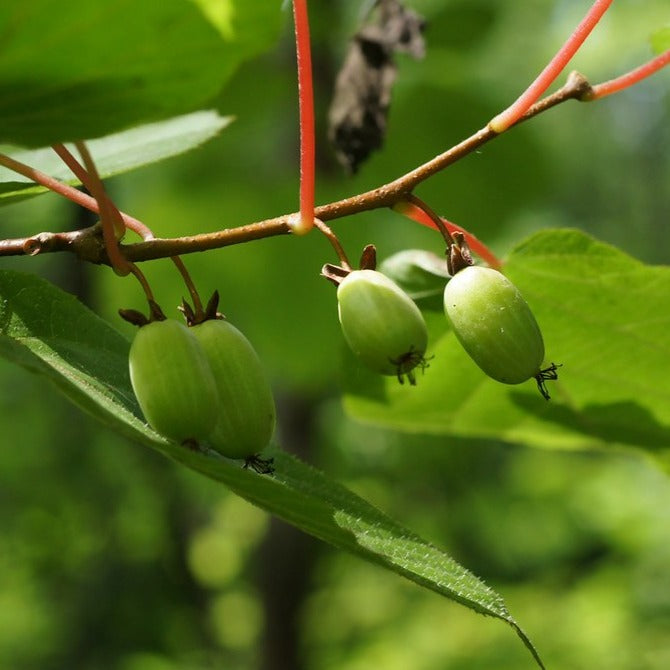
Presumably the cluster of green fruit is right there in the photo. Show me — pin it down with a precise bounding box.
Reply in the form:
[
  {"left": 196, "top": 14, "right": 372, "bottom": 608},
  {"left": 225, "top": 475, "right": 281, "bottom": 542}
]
[
  {"left": 126, "top": 256, "right": 559, "bottom": 464},
  {"left": 334, "top": 263, "right": 559, "bottom": 399},
  {"left": 126, "top": 300, "right": 275, "bottom": 471}
]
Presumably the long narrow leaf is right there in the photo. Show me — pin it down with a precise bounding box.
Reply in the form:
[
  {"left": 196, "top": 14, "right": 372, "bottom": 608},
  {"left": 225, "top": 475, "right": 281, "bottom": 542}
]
[{"left": 0, "top": 268, "right": 545, "bottom": 667}]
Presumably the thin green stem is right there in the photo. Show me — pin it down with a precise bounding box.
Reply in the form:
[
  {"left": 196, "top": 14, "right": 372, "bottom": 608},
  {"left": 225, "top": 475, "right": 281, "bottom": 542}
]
[
  {"left": 128, "top": 262, "right": 156, "bottom": 304},
  {"left": 171, "top": 256, "right": 204, "bottom": 318},
  {"left": 402, "top": 195, "right": 455, "bottom": 246},
  {"left": 313, "top": 218, "right": 352, "bottom": 269}
]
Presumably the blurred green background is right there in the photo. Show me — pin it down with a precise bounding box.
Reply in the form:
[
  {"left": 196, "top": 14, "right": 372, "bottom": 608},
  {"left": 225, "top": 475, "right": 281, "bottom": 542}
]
[{"left": 1, "top": 1, "right": 669, "bottom": 668}]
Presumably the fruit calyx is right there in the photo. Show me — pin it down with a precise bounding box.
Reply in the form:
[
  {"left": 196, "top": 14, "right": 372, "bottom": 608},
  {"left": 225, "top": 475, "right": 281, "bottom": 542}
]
[
  {"left": 119, "top": 299, "right": 166, "bottom": 327},
  {"left": 446, "top": 232, "right": 474, "bottom": 276},
  {"left": 321, "top": 244, "right": 377, "bottom": 287},
  {"left": 180, "top": 290, "right": 222, "bottom": 326}
]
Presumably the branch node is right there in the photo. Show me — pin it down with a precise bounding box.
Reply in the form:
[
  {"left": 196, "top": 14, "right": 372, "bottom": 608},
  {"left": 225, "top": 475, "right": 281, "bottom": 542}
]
[
  {"left": 71, "top": 224, "right": 108, "bottom": 264},
  {"left": 565, "top": 70, "right": 595, "bottom": 101},
  {"left": 287, "top": 212, "right": 313, "bottom": 236},
  {"left": 22, "top": 236, "right": 46, "bottom": 256}
]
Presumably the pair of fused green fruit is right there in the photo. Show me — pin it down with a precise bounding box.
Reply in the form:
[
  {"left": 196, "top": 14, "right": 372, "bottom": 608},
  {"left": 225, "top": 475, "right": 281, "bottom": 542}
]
[
  {"left": 129, "top": 317, "right": 275, "bottom": 461},
  {"left": 337, "top": 265, "right": 557, "bottom": 398}
]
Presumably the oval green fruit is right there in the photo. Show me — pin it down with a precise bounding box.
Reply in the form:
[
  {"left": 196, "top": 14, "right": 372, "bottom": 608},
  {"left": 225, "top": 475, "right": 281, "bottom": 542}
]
[
  {"left": 190, "top": 319, "right": 276, "bottom": 460},
  {"left": 444, "top": 266, "right": 545, "bottom": 385},
  {"left": 129, "top": 319, "right": 219, "bottom": 443},
  {"left": 337, "top": 269, "right": 429, "bottom": 384}
]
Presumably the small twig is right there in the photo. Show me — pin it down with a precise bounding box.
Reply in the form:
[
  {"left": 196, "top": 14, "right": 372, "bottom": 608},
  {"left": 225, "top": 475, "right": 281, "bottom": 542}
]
[
  {"left": 128, "top": 262, "right": 157, "bottom": 305},
  {"left": 313, "top": 218, "right": 352, "bottom": 270},
  {"left": 54, "top": 141, "right": 205, "bottom": 308},
  {"left": 171, "top": 256, "right": 204, "bottom": 318},
  {"left": 402, "top": 195, "right": 454, "bottom": 246},
  {"left": 393, "top": 199, "right": 502, "bottom": 270},
  {"left": 0, "top": 226, "right": 102, "bottom": 259},
  {"left": 0, "top": 71, "right": 622, "bottom": 266}
]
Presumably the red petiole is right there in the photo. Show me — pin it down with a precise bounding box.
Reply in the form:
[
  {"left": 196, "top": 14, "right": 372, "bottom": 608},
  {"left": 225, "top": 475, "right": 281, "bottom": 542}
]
[
  {"left": 0, "top": 2, "right": 665, "bottom": 265},
  {"left": 489, "top": 0, "right": 613, "bottom": 132},
  {"left": 393, "top": 199, "right": 502, "bottom": 270},
  {"left": 51, "top": 143, "right": 155, "bottom": 241},
  {"left": 587, "top": 48, "right": 670, "bottom": 99},
  {"left": 0, "top": 151, "right": 144, "bottom": 232},
  {"left": 290, "top": 0, "right": 316, "bottom": 235},
  {"left": 53, "top": 143, "right": 204, "bottom": 312},
  {"left": 73, "top": 141, "right": 131, "bottom": 276}
]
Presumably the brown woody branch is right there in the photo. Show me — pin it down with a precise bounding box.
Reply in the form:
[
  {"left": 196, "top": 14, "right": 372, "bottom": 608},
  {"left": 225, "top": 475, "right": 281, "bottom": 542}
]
[{"left": 0, "top": 72, "right": 593, "bottom": 265}]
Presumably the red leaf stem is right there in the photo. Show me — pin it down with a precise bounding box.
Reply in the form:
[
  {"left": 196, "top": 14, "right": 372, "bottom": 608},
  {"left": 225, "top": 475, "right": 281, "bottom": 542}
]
[
  {"left": 291, "top": 0, "right": 315, "bottom": 235},
  {"left": 0, "top": 151, "right": 145, "bottom": 232},
  {"left": 489, "top": 0, "right": 613, "bottom": 133},
  {"left": 52, "top": 144, "right": 199, "bottom": 307},
  {"left": 73, "top": 141, "right": 131, "bottom": 275},
  {"left": 51, "top": 144, "right": 155, "bottom": 240},
  {"left": 393, "top": 200, "right": 502, "bottom": 270},
  {"left": 588, "top": 48, "right": 670, "bottom": 99}
]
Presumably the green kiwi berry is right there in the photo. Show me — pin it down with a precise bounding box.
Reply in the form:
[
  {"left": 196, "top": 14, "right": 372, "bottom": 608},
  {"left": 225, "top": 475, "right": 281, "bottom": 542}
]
[
  {"left": 190, "top": 319, "right": 276, "bottom": 460},
  {"left": 444, "top": 265, "right": 558, "bottom": 397},
  {"left": 337, "top": 269, "right": 429, "bottom": 384},
  {"left": 129, "top": 319, "right": 219, "bottom": 443}
]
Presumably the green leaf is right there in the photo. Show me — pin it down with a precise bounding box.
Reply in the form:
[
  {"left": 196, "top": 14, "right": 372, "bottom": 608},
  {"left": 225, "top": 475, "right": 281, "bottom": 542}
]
[
  {"left": 177, "top": 447, "right": 545, "bottom": 670},
  {"left": 0, "top": 0, "right": 281, "bottom": 147},
  {"left": 0, "top": 270, "right": 148, "bottom": 443},
  {"left": 0, "top": 268, "right": 545, "bottom": 669},
  {"left": 192, "top": 0, "right": 285, "bottom": 53},
  {"left": 344, "top": 230, "right": 670, "bottom": 468},
  {"left": 0, "top": 111, "right": 233, "bottom": 203},
  {"left": 650, "top": 26, "right": 670, "bottom": 54},
  {"left": 378, "top": 248, "right": 451, "bottom": 303}
]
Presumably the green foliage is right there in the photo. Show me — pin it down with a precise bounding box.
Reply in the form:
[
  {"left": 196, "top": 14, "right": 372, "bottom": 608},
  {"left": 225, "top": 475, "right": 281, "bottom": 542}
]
[
  {"left": 0, "top": 0, "right": 281, "bottom": 147},
  {"left": 0, "top": 268, "right": 544, "bottom": 665},
  {"left": 650, "top": 26, "right": 670, "bottom": 54},
  {"left": 0, "top": 1, "right": 668, "bottom": 668},
  {"left": 0, "top": 111, "right": 232, "bottom": 201},
  {"left": 379, "top": 249, "right": 451, "bottom": 303},
  {"left": 0, "top": 270, "right": 138, "bottom": 434}
]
